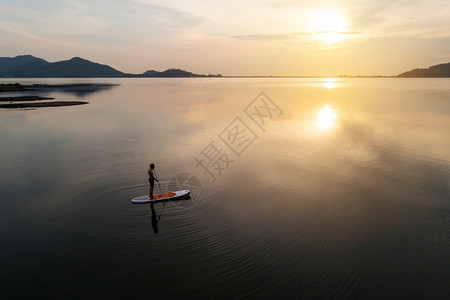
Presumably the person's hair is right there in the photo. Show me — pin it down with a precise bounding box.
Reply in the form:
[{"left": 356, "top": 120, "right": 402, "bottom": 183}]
[{"left": 150, "top": 163, "right": 155, "bottom": 169}]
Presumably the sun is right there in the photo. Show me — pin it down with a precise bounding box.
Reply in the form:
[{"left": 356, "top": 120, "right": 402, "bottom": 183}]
[{"left": 310, "top": 11, "right": 350, "bottom": 44}]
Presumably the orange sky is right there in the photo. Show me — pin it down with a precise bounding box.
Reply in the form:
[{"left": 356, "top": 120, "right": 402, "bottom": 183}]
[{"left": 1, "top": 0, "right": 449, "bottom": 75}]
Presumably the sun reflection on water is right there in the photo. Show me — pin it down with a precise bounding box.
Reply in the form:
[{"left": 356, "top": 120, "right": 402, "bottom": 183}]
[
  {"left": 323, "top": 78, "right": 337, "bottom": 89},
  {"left": 316, "top": 104, "right": 337, "bottom": 130}
]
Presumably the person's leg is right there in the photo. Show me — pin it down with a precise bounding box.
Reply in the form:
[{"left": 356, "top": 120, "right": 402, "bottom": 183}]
[{"left": 150, "top": 179, "right": 155, "bottom": 199}]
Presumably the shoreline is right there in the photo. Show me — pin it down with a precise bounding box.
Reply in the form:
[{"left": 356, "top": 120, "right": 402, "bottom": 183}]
[
  {"left": 0, "top": 83, "right": 117, "bottom": 93},
  {"left": 0, "top": 83, "right": 115, "bottom": 109},
  {"left": 0, "top": 101, "right": 88, "bottom": 108},
  {"left": 0, "top": 96, "right": 55, "bottom": 102}
]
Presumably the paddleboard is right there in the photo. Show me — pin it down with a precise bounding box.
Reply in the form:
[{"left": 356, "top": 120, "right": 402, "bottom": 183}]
[{"left": 131, "top": 190, "right": 190, "bottom": 204}]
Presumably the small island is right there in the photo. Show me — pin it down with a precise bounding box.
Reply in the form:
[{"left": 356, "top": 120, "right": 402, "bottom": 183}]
[{"left": 142, "top": 68, "right": 221, "bottom": 77}]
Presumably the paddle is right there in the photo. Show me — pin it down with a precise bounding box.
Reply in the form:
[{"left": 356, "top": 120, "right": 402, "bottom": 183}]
[
  {"left": 153, "top": 169, "right": 166, "bottom": 220},
  {"left": 153, "top": 169, "right": 166, "bottom": 203}
]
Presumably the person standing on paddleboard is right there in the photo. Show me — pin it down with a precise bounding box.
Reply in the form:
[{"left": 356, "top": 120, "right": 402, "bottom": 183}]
[{"left": 148, "top": 163, "right": 159, "bottom": 199}]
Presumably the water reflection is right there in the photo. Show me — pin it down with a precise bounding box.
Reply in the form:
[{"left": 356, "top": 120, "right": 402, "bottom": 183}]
[
  {"left": 149, "top": 196, "right": 193, "bottom": 234},
  {"left": 323, "top": 78, "right": 337, "bottom": 89},
  {"left": 150, "top": 202, "right": 160, "bottom": 234},
  {"left": 1, "top": 78, "right": 449, "bottom": 299},
  {"left": 316, "top": 104, "right": 337, "bottom": 130},
  {"left": 0, "top": 83, "right": 118, "bottom": 99}
]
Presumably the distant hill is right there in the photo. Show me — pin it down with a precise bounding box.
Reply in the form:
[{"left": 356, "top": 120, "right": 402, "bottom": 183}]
[
  {"left": 0, "top": 55, "right": 48, "bottom": 75},
  {"left": 398, "top": 63, "right": 450, "bottom": 77},
  {"left": 0, "top": 55, "right": 221, "bottom": 78},
  {"left": 142, "top": 68, "right": 221, "bottom": 77},
  {"left": 144, "top": 68, "right": 196, "bottom": 77},
  {"left": 0, "top": 55, "right": 126, "bottom": 77},
  {"left": 142, "top": 70, "right": 160, "bottom": 77},
  {"left": 44, "top": 57, "right": 126, "bottom": 77}
]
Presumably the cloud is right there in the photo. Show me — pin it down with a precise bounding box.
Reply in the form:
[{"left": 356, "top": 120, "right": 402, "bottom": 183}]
[
  {"left": 231, "top": 33, "right": 303, "bottom": 41},
  {"left": 1, "top": 0, "right": 449, "bottom": 75},
  {"left": 0, "top": 25, "right": 47, "bottom": 41},
  {"left": 0, "top": 0, "right": 206, "bottom": 44},
  {"left": 231, "top": 31, "right": 360, "bottom": 41}
]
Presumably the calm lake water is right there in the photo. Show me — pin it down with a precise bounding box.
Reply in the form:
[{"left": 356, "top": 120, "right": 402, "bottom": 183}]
[{"left": 1, "top": 78, "right": 449, "bottom": 299}]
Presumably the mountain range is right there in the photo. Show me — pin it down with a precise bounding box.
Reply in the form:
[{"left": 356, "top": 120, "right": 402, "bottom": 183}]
[
  {"left": 1, "top": 55, "right": 449, "bottom": 78},
  {"left": 0, "top": 55, "right": 221, "bottom": 78}
]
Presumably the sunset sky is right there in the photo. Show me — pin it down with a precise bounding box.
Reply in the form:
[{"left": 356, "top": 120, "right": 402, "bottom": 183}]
[{"left": 1, "top": 0, "right": 449, "bottom": 76}]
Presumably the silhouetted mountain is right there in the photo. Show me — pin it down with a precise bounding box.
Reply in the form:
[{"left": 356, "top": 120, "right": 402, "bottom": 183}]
[
  {"left": 0, "top": 55, "right": 221, "bottom": 78},
  {"left": 142, "top": 70, "right": 160, "bottom": 77},
  {"left": 398, "top": 63, "right": 450, "bottom": 77},
  {"left": 142, "top": 68, "right": 221, "bottom": 77},
  {"left": 0, "top": 55, "right": 126, "bottom": 78},
  {"left": 0, "top": 55, "right": 49, "bottom": 77},
  {"left": 142, "top": 68, "right": 197, "bottom": 77},
  {"left": 43, "top": 57, "right": 126, "bottom": 77}
]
